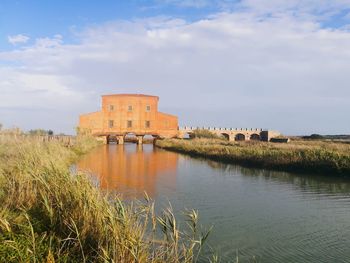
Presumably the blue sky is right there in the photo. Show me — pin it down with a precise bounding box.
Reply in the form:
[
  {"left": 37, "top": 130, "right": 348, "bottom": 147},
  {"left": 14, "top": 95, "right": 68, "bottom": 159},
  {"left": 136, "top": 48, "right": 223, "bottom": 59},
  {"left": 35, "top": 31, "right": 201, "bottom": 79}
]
[
  {"left": 1, "top": 0, "right": 350, "bottom": 135},
  {"left": 0, "top": 0, "right": 234, "bottom": 49}
]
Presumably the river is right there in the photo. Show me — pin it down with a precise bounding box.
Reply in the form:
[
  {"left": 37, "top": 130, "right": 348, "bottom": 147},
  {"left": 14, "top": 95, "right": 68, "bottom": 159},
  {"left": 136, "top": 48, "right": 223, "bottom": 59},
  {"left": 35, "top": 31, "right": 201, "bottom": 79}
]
[{"left": 76, "top": 143, "right": 350, "bottom": 263}]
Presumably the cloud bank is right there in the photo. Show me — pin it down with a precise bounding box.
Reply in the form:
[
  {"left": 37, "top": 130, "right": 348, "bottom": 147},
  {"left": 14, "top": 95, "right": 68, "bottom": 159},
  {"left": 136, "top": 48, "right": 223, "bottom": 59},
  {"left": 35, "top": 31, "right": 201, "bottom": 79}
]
[{"left": 1, "top": 1, "right": 350, "bottom": 135}]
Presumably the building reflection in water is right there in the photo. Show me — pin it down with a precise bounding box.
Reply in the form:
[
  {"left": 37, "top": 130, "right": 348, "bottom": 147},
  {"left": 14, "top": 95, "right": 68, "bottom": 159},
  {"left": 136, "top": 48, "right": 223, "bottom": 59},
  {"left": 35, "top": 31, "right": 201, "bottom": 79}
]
[{"left": 76, "top": 144, "right": 178, "bottom": 199}]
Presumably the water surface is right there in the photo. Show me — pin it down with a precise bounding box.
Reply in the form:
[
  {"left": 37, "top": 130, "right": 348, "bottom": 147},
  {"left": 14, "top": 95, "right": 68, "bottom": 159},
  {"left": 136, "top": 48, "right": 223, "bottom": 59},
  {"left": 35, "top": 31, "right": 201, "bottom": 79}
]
[{"left": 77, "top": 144, "right": 350, "bottom": 262}]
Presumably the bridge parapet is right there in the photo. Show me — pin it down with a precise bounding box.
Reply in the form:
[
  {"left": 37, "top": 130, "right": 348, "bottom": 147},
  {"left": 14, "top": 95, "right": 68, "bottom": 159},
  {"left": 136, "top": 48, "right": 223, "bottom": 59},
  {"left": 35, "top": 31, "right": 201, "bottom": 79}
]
[
  {"left": 178, "top": 127, "right": 279, "bottom": 142},
  {"left": 179, "top": 127, "right": 264, "bottom": 132}
]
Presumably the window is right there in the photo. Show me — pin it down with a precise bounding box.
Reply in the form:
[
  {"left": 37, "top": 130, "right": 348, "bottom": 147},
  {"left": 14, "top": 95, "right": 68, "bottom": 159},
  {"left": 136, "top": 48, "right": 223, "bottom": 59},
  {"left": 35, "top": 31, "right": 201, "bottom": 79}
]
[
  {"left": 108, "top": 120, "right": 114, "bottom": 128},
  {"left": 128, "top": 105, "right": 133, "bottom": 112},
  {"left": 127, "top": 120, "right": 132, "bottom": 128},
  {"left": 145, "top": 121, "right": 150, "bottom": 128},
  {"left": 146, "top": 105, "right": 151, "bottom": 112},
  {"left": 109, "top": 105, "right": 114, "bottom": 111}
]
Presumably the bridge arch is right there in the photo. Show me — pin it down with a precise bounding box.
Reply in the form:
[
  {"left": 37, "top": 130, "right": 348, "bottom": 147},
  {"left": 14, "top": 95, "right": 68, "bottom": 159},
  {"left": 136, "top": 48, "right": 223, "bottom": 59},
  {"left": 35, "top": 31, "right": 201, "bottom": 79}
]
[
  {"left": 142, "top": 134, "right": 154, "bottom": 143},
  {"left": 220, "top": 133, "right": 230, "bottom": 140},
  {"left": 106, "top": 134, "right": 118, "bottom": 144},
  {"left": 181, "top": 132, "right": 194, "bottom": 139},
  {"left": 151, "top": 134, "right": 161, "bottom": 144},
  {"left": 125, "top": 132, "right": 137, "bottom": 142},
  {"left": 250, "top": 133, "right": 261, "bottom": 141},
  {"left": 235, "top": 133, "right": 246, "bottom": 141}
]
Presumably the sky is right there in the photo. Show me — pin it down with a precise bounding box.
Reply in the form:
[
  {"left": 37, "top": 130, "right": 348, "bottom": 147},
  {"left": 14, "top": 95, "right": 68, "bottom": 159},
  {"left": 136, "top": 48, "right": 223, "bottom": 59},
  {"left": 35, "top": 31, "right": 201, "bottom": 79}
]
[{"left": 1, "top": 0, "right": 350, "bottom": 135}]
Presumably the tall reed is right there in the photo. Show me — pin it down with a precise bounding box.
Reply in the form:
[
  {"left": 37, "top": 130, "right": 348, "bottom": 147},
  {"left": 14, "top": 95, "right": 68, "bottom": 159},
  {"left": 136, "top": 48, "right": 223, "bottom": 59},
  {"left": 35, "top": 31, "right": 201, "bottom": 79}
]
[{"left": 0, "top": 136, "right": 211, "bottom": 262}]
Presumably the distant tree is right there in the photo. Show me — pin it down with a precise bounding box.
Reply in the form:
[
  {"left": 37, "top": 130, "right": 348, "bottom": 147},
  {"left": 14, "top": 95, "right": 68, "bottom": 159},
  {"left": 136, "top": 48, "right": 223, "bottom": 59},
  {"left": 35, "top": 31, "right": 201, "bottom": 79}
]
[
  {"left": 302, "top": 134, "right": 324, "bottom": 140},
  {"left": 312, "top": 134, "right": 323, "bottom": 139},
  {"left": 29, "top": 129, "right": 49, "bottom": 136},
  {"left": 0, "top": 123, "right": 2, "bottom": 131},
  {"left": 48, "top": 130, "right": 54, "bottom": 135}
]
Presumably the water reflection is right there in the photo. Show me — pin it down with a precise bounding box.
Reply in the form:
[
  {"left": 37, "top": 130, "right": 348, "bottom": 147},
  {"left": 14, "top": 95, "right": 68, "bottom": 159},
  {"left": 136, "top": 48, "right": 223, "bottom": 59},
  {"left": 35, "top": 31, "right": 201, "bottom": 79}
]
[
  {"left": 77, "top": 144, "right": 178, "bottom": 198},
  {"left": 76, "top": 144, "right": 350, "bottom": 262},
  {"left": 77, "top": 144, "right": 350, "bottom": 199},
  {"left": 182, "top": 155, "right": 350, "bottom": 196}
]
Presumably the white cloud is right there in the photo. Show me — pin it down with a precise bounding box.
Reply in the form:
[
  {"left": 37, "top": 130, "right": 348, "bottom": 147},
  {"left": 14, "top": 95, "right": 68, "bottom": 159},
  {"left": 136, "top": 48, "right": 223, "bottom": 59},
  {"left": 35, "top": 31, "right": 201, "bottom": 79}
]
[
  {"left": 35, "top": 34, "right": 63, "bottom": 48},
  {"left": 7, "top": 34, "right": 30, "bottom": 45},
  {"left": 1, "top": 7, "right": 350, "bottom": 134}
]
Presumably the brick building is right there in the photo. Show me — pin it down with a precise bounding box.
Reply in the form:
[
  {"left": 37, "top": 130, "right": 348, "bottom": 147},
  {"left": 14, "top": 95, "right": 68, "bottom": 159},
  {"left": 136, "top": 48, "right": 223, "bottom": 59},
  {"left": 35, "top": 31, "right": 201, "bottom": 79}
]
[{"left": 79, "top": 94, "right": 178, "bottom": 144}]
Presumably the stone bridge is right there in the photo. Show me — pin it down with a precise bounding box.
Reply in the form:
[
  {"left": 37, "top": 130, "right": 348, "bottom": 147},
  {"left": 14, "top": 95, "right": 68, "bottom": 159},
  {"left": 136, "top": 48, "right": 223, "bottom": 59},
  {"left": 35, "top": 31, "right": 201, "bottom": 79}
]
[
  {"left": 178, "top": 127, "right": 280, "bottom": 142},
  {"left": 99, "top": 127, "right": 280, "bottom": 144}
]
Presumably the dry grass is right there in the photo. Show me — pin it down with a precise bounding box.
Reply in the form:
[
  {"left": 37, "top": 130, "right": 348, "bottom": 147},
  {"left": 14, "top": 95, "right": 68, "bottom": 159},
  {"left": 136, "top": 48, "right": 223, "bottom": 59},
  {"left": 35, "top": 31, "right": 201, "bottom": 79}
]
[
  {"left": 0, "top": 136, "right": 212, "bottom": 262},
  {"left": 155, "top": 138, "right": 350, "bottom": 176}
]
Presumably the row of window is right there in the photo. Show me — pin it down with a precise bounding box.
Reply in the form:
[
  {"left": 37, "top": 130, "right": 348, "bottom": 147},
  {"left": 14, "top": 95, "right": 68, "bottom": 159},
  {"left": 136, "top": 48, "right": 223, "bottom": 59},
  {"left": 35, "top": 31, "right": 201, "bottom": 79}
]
[
  {"left": 108, "top": 120, "right": 151, "bottom": 128},
  {"left": 108, "top": 105, "right": 151, "bottom": 112}
]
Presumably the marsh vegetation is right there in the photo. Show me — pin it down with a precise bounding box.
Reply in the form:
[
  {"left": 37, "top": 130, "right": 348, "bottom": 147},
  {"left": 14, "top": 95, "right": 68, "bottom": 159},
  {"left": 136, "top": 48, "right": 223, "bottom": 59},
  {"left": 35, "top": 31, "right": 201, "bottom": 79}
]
[
  {"left": 0, "top": 136, "right": 211, "bottom": 262},
  {"left": 155, "top": 138, "right": 350, "bottom": 175}
]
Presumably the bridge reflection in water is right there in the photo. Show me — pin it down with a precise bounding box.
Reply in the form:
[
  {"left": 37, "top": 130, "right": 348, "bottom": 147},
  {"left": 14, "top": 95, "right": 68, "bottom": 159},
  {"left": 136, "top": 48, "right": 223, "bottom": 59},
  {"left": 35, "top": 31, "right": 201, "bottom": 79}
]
[{"left": 76, "top": 144, "right": 178, "bottom": 199}]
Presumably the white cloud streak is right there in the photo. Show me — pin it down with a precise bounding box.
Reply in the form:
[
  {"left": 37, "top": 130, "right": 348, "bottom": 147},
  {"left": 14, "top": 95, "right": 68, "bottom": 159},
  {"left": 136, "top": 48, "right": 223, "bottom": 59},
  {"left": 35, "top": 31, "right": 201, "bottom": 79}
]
[
  {"left": 7, "top": 34, "right": 30, "bottom": 45},
  {"left": 1, "top": 2, "right": 350, "bottom": 134}
]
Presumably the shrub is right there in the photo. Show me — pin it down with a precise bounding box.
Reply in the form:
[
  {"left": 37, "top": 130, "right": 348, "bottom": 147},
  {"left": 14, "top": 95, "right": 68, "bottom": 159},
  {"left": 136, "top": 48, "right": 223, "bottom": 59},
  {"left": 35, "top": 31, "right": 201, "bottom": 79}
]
[{"left": 192, "top": 129, "right": 220, "bottom": 139}]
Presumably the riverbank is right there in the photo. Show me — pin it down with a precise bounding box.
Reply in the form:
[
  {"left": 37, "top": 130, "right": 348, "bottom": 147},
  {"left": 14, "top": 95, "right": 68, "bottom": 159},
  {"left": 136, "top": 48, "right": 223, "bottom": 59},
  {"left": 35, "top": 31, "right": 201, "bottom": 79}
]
[
  {"left": 155, "top": 138, "right": 350, "bottom": 176},
  {"left": 0, "top": 136, "right": 210, "bottom": 262}
]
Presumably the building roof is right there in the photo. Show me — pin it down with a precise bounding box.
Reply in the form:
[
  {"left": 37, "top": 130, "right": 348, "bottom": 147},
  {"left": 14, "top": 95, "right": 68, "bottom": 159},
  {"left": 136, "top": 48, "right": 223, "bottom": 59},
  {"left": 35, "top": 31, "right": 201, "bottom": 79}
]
[{"left": 102, "top": 93, "right": 159, "bottom": 99}]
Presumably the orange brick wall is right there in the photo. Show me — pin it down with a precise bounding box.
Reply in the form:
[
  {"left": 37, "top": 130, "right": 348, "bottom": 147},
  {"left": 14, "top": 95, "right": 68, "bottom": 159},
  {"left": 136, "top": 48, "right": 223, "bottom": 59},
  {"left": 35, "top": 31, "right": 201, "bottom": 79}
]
[
  {"left": 157, "top": 112, "right": 178, "bottom": 137},
  {"left": 79, "top": 94, "right": 178, "bottom": 138},
  {"left": 79, "top": 111, "right": 103, "bottom": 134}
]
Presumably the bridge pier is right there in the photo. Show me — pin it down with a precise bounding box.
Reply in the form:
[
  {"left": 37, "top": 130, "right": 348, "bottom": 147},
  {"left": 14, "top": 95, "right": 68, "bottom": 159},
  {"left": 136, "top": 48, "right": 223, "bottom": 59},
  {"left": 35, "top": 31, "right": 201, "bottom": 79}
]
[
  {"left": 136, "top": 135, "right": 143, "bottom": 145},
  {"left": 152, "top": 135, "right": 159, "bottom": 145},
  {"left": 117, "top": 135, "right": 124, "bottom": 145}
]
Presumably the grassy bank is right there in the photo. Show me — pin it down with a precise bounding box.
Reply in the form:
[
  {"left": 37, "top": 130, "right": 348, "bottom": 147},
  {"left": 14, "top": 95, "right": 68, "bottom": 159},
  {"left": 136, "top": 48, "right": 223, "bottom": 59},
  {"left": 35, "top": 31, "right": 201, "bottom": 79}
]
[
  {"left": 0, "top": 136, "right": 211, "bottom": 262},
  {"left": 155, "top": 138, "right": 350, "bottom": 176}
]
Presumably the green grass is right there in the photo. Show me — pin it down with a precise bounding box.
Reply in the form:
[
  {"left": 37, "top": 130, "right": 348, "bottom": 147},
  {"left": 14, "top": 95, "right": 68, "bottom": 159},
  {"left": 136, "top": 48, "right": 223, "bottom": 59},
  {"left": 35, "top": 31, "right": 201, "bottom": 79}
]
[
  {"left": 0, "top": 136, "right": 212, "bottom": 263},
  {"left": 155, "top": 138, "right": 350, "bottom": 176}
]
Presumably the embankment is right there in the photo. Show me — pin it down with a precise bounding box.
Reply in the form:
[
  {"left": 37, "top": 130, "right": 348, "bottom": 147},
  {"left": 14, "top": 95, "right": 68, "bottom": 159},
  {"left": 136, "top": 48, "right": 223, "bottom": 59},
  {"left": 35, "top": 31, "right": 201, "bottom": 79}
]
[{"left": 155, "top": 138, "right": 350, "bottom": 176}]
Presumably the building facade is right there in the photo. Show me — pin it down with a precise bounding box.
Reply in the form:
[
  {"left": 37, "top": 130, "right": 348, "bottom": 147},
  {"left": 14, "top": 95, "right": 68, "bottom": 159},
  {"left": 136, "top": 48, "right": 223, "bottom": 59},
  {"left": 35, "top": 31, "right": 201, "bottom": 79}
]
[{"left": 79, "top": 94, "right": 178, "bottom": 144}]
